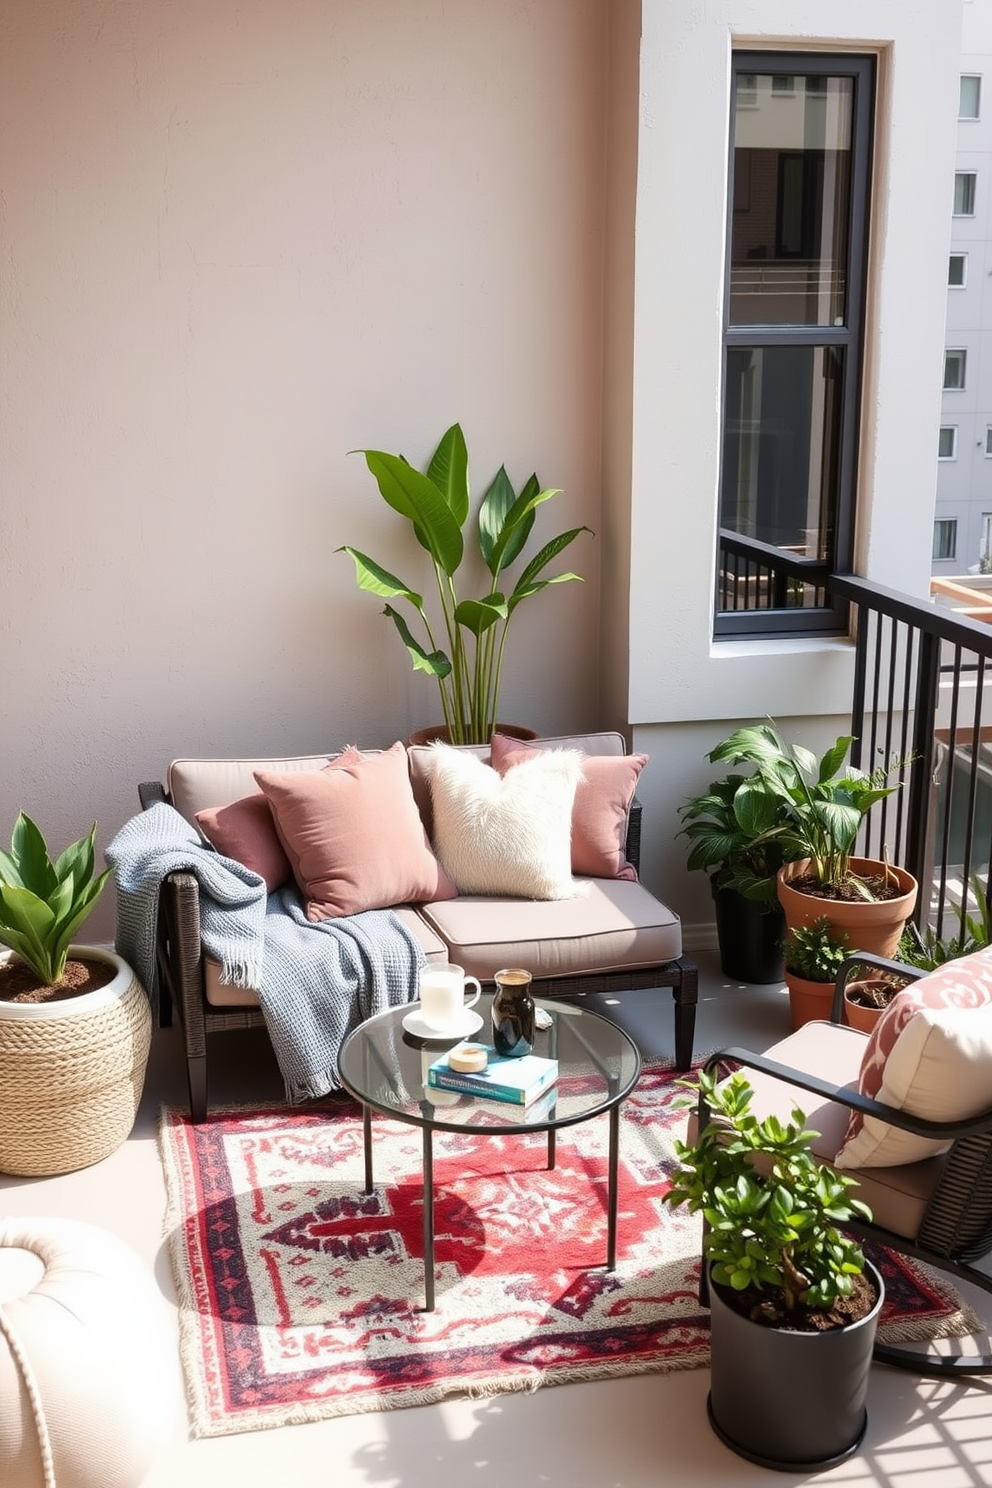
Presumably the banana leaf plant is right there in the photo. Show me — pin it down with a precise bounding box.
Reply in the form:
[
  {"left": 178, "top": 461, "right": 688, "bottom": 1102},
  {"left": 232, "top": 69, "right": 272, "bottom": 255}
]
[
  {"left": 339, "top": 422, "right": 591, "bottom": 745},
  {"left": 0, "top": 813, "right": 111, "bottom": 986}
]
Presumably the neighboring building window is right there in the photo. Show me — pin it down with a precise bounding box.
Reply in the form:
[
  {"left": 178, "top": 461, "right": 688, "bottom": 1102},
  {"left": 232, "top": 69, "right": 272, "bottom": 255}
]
[
  {"left": 933, "top": 519, "right": 958, "bottom": 561},
  {"left": 983, "top": 514, "right": 992, "bottom": 570},
  {"left": 945, "top": 350, "right": 967, "bottom": 389},
  {"left": 954, "top": 172, "right": 977, "bottom": 215},
  {"left": 986, "top": 426, "right": 992, "bottom": 456},
  {"left": 949, "top": 253, "right": 967, "bottom": 287},
  {"left": 716, "top": 54, "right": 875, "bottom": 638},
  {"left": 938, "top": 426, "right": 957, "bottom": 459},
  {"left": 961, "top": 75, "right": 982, "bottom": 120}
]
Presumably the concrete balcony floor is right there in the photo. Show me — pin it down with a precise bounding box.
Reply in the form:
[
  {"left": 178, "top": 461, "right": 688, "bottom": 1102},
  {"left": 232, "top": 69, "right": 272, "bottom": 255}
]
[{"left": 3, "top": 950, "right": 992, "bottom": 1488}]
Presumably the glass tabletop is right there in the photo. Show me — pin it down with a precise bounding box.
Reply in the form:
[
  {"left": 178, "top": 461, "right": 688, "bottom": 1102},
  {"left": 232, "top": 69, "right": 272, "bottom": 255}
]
[{"left": 337, "top": 994, "right": 642, "bottom": 1134}]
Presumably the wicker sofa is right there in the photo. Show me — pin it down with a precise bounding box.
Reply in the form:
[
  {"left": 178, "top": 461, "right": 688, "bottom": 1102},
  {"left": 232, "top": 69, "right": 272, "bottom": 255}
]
[{"left": 138, "top": 731, "right": 697, "bottom": 1120}]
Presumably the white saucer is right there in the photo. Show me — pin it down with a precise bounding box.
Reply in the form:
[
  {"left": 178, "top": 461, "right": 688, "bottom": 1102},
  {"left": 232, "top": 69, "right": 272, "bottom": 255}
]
[{"left": 401, "top": 1007, "right": 484, "bottom": 1041}]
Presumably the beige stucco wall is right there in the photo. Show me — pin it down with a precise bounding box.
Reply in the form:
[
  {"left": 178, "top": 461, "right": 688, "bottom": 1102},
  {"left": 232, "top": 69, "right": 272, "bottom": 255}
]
[{"left": 1, "top": 0, "right": 609, "bottom": 938}]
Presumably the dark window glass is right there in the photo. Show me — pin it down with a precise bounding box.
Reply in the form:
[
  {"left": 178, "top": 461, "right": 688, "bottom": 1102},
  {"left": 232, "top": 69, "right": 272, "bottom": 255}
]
[{"left": 716, "top": 55, "right": 874, "bottom": 639}]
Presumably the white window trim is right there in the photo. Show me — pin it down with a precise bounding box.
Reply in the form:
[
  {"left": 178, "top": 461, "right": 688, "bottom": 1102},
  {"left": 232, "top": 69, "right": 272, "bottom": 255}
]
[
  {"left": 949, "top": 253, "right": 968, "bottom": 288},
  {"left": 933, "top": 518, "right": 958, "bottom": 562},
  {"left": 945, "top": 349, "right": 968, "bottom": 390},
  {"left": 939, "top": 426, "right": 958, "bottom": 460},
  {"left": 985, "top": 427, "right": 992, "bottom": 457},
  {"left": 960, "top": 74, "right": 982, "bottom": 121},
  {"left": 954, "top": 172, "right": 977, "bottom": 217}
]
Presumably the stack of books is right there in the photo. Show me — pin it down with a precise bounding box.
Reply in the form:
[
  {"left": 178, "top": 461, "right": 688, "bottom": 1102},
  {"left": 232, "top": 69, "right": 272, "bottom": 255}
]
[{"left": 427, "top": 1047, "right": 558, "bottom": 1107}]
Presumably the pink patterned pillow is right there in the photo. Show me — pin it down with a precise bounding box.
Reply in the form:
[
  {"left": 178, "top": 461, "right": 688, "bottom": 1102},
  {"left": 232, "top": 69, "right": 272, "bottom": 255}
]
[
  {"left": 254, "top": 742, "right": 457, "bottom": 921},
  {"left": 195, "top": 793, "right": 290, "bottom": 892},
  {"left": 489, "top": 733, "right": 647, "bottom": 880},
  {"left": 835, "top": 947, "right": 992, "bottom": 1169}
]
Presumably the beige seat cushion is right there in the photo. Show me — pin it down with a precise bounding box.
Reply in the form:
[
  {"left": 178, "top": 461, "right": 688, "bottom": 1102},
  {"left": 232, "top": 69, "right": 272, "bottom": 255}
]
[
  {"left": 204, "top": 906, "right": 449, "bottom": 1007},
  {"left": 415, "top": 878, "right": 682, "bottom": 983},
  {"left": 694, "top": 1021, "right": 946, "bottom": 1242}
]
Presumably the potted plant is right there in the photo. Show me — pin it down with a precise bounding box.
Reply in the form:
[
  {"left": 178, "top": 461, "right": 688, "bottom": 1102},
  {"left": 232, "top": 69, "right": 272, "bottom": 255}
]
[
  {"left": 0, "top": 812, "right": 151, "bottom": 1175},
  {"left": 678, "top": 770, "right": 791, "bottom": 983},
  {"left": 664, "top": 1066, "right": 883, "bottom": 1469},
  {"left": 339, "top": 422, "right": 592, "bottom": 745},
  {"left": 709, "top": 720, "right": 918, "bottom": 957},
  {"left": 782, "top": 917, "right": 851, "bottom": 1029}
]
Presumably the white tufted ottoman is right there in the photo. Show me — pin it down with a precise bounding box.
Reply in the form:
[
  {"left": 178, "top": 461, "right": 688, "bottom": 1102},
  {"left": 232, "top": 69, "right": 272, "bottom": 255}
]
[{"left": 0, "top": 1218, "right": 182, "bottom": 1488}]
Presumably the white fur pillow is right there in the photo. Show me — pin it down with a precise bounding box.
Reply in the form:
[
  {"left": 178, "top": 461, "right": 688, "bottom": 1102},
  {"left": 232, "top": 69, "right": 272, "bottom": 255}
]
[{"left": 426, "top": 742, "right": 583, "bottom": 899}]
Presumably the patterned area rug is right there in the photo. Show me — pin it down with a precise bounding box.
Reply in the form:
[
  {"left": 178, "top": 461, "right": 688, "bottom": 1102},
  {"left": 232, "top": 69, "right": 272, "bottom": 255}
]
[{"left": 160, "top": 1061, "right": 980, "bottom": 1437}]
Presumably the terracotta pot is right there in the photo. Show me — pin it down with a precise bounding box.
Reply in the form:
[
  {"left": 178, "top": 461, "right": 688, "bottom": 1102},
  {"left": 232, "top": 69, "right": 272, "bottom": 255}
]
[
  {"left": 777, "top": 857, "right": 918, "bottom": 959},
  {"left": 407, "top": 723, "right": 539, "bottom": 747},
  {"left": 843, "top": 977, "right": 899, "bottom": 1033},
  {"left": 784, "top": 970, "right": 836, "bottom": 1031}
]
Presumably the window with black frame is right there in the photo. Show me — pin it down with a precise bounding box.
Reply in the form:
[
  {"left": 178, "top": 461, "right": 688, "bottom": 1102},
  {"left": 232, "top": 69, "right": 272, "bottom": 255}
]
[{"left": 715, "top": 55, "right": 874, "bottom": 638}]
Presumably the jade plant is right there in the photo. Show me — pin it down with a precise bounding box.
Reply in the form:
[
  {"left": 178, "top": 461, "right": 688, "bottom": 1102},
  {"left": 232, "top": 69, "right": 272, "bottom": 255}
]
[
  {"left": 664, "top": 1067, "right": 872, "bottom": 1322},
  {"left": 339, "top": 422, "right": 591, "bottom": 745},
  {"left": 0, "top": 813, "right": 110, "bottom": 986}
]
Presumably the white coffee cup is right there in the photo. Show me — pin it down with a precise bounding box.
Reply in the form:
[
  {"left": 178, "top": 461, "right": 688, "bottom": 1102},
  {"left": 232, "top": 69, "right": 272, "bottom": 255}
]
[{"left": 418, "top": 962, "right": 482, "bottom": 1032}]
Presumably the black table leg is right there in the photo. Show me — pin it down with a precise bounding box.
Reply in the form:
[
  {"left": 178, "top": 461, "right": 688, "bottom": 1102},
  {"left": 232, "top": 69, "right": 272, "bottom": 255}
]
[
  {"left": 363, "top": 1104, "right": 373, "bottom": 1194},
  {"left": 606, "top": 1103, "right": 621, "bottom": 1271},
  {"left": 548, "top": 1128, "right": 556, "bottom": 1169},
  {"left": 422, "top": 1124, "right": 436, "bottom": 1312}
]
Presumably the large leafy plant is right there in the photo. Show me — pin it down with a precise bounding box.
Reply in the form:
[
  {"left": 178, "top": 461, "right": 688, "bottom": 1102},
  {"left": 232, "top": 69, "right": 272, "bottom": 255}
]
[
  {"left": 664, "top": 1068, "right": 871, "bottom": 1321},
  {"left": 678, "top": 772, "right": 791, "bottom": 904},
  {"left": 0, "top": 814, "right": 111, "bottom": 986},
  {"left": 707, "top": 720, "right": 905, "bottom": 894},
  {"left": 339, "top": 422, "right": 591, "bottom": 745}
]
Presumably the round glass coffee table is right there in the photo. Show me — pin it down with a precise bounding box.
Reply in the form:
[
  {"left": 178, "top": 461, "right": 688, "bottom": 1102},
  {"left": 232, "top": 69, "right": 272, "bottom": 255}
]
[{"left": 337, "top": 993, "right": 641, "bottom": 1310}]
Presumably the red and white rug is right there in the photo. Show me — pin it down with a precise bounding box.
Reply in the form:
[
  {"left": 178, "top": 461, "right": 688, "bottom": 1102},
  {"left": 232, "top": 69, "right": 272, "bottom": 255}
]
[{"left": 160, "top": 1062, "right": 980, "bottom": 1437}]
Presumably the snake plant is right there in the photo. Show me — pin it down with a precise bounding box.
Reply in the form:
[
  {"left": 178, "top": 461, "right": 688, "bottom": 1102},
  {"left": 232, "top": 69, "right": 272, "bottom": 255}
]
[{"left": 0, "top": 813, "right": 111, "bottom": 986}]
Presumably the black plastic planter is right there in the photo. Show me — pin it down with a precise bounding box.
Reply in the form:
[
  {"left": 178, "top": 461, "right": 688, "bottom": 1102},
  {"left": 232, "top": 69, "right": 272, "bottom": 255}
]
[
  {"left": 712, "top": 883, "right": 785, "bottom": 984},
  {"left": 706, "top": 1260, "right": 884, "bottom": 1471}
]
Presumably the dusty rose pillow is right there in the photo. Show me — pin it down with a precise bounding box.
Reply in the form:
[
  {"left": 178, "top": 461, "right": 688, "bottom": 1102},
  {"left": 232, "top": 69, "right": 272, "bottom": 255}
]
[
  {"left": 195, "top": 793, "right": 291, "bottom": 892},
  {"left": 835, "top": 947, "right": 992, "bottom": 1169},
  {"left": 254, "top": 742, "right": 456, "bottom": 921},
  {"left": 489, "top": 732, "right": 647, "bottom": 880}
]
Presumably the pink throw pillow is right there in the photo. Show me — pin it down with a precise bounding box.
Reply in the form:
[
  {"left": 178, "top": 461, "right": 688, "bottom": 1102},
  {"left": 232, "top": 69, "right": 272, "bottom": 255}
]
[
  {"left": 489, "top": 732, "right": 647, "bottom": 880},
  {"left": 195, "top": 793, "right": 291, "bottom": 892},
  {"left": 254, "top": 742, "right": 456, "bottom": 921},
  {"left": 835, "top": 946, "right": 992, "bottom": 1169}
]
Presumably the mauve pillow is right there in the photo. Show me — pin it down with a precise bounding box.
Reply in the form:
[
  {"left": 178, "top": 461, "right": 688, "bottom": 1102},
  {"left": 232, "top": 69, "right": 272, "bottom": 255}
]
[
  {"left": 489, "top": 732, "right": 647, "bottom": 880},
  {"left": 254, "top": 742, "right": 456, "bottom": 921},
  {"left": 195, "top": 793, "right": 290, "bottom": 893}
]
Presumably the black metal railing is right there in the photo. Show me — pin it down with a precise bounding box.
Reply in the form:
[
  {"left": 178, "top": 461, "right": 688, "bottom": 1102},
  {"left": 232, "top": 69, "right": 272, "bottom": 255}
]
[
  {"left": 718, "top": 529, "right": 830, "bottom": 612},
  {"left": 830, "top": 573, "right": 992, "bottom": 941}
]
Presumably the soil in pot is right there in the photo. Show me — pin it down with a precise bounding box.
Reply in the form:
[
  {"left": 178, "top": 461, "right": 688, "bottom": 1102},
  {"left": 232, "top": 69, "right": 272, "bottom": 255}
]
[
  {"left": 778, "top": 858, "right": 918, "bottom": 959},
  {"left": 0, "top": 956, "right": 117, "bottom": 1004},
  {"left": 843, "top": 975, "right": 904, "bottom": 1033}
]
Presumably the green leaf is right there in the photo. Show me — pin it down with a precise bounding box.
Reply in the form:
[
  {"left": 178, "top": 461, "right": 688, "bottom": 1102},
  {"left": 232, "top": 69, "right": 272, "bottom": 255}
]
[
  {"left": 357, "top": 450, "right": 464, "bottom": 576},
  {"left": 817, "top": 735, "right": 856, "bottom": 783},
  {"left": 426, "top": 423, "right": 470, "bottom": 527},
  {"left": 337, "top": 547, "right": 424, "bottom": 609},
  {"left": 507, "top": 527, "right": 590, "bottom": 609},
  {"left": 383, "top": 605, "right": 452, "bottom": 679},
  {"left": 8, "top": 813, "right": 57, "bottom": 898},
  {"left": 479, "top": 469, "right": 541, "bottom": 573},
  {"left": 454, "top": 596, "right": 508, "bottom": 636}
]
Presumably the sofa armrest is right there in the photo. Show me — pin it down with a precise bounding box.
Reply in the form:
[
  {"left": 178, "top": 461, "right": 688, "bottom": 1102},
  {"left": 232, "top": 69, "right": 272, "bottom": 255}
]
[
  {"left": 139, "top": 779, "right": 170, "bottom": 810},
  {"left": 625, "top": 795, "right": 642, "bottom": 876}
]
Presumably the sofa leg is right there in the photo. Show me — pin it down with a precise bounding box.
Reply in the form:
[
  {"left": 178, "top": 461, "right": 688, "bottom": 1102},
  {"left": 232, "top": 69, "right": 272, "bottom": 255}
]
[
  {"left": 187, "top": 1055, "right": 208, "bottom": 1124},
  {"left": 672, "top": 958, "right": 699, "bottom": 1071}
]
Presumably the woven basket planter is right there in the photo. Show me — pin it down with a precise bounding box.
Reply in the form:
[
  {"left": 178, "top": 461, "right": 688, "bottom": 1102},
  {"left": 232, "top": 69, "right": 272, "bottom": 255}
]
[{"left": 0, "top": 947, "right": 151, "bottom": 1177}]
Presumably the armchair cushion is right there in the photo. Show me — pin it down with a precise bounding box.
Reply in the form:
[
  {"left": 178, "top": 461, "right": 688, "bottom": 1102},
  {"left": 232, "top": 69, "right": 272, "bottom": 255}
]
[
  {"left": 425, "top": 742, "right": 583, "bottom": 899},
  {"left": 489, "top": 732, "right": 647, "bottom": 881},
  {"left": 254, "top": 743, "right": 456, "bottom": 921},
  {"left": 835, "top": 947, "right": 992, "bottom": 1169}
]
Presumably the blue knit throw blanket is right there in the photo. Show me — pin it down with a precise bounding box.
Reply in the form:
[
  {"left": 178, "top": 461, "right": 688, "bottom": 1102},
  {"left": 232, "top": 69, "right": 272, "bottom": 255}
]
[{"left": 106, "top": 804, "right": 424, "bottom": 1102}]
